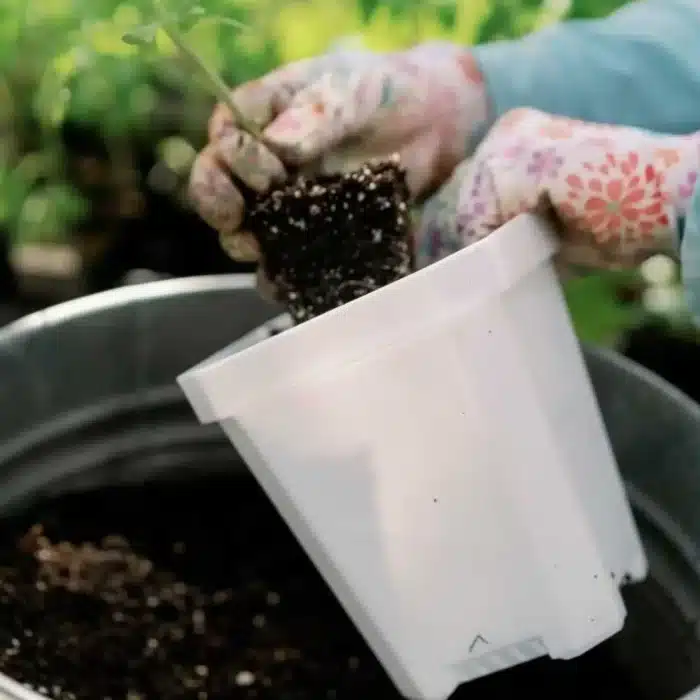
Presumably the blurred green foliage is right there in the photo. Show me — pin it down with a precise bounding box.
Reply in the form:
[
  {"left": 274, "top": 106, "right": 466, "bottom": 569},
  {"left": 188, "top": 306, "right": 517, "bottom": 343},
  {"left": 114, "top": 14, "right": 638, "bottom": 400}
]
[
  {"left": 0, "top": 0, "right": 655, "bottom": 344},
  {"left": 564, "top": 270, "right": 647, "bottom": 345}
]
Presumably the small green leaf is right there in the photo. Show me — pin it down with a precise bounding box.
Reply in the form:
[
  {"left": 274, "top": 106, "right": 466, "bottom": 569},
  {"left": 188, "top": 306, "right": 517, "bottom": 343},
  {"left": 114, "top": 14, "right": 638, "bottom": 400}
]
[
  {"left": 207, "top": 15, "right": 249, "bottom": 31},
  {"left": 177, "top": 7, "right": 211, "bottom": 33},
  {"left": 179, "top": 11, "right": 250, "bottom": 34},
  {"left": 122, "top": 23, "right": 159, "bottom": 46}
]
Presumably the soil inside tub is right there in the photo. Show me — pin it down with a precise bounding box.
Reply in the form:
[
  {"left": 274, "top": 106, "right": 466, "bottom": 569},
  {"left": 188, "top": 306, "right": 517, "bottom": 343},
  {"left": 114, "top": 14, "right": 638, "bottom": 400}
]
[{"left": 0, "top": 474, "right": 653, "bottom": 700}]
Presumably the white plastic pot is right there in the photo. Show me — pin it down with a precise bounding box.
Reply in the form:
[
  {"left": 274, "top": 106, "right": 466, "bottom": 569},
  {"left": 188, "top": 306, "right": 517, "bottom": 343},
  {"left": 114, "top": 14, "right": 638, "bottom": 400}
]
[{"left": 178, "top": 214, "right": 648, "bottom": 700}]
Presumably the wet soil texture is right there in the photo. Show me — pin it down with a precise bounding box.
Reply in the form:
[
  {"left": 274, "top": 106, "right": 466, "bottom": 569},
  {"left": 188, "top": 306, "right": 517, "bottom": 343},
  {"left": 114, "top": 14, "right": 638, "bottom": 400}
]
[{"left": 243, "top": 158, "right": 412, "bottom": 323}]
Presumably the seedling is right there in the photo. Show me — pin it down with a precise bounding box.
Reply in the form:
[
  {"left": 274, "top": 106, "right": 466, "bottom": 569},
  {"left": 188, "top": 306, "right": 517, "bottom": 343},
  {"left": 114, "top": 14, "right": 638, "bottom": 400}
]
[{"left": 123, "top": 0, "right": 412, "bottom": 323}]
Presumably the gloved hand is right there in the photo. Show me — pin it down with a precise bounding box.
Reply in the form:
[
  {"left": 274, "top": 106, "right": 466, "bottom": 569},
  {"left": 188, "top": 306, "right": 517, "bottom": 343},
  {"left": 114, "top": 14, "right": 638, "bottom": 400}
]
[
  {"left": 188, "top": 43, "right": 490, "bottom": 296},
  {"left": 416, "top": 108, "right": 700, "bottom": 271}
]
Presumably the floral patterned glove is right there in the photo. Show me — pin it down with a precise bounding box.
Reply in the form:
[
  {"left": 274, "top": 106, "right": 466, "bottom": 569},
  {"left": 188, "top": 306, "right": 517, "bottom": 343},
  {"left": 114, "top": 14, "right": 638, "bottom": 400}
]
[
  {"left": 416, "top": 108, "right": 700, "bottom": 272},
  {"left": 189, "top": 43, "right": 489, "bottom": 273}
]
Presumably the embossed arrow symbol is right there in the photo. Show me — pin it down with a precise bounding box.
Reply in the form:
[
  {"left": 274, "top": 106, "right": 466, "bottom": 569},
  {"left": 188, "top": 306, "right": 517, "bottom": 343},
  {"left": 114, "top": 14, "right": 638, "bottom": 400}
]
[{"left": 469, "top": 634, "right": 489, "bottom": 653}]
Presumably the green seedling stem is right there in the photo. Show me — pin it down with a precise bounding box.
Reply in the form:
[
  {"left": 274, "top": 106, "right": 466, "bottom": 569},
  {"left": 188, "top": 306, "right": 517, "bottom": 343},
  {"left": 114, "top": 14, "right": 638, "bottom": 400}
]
[{"left": 147, "top": 0, "right": 262, "bottom": 139}]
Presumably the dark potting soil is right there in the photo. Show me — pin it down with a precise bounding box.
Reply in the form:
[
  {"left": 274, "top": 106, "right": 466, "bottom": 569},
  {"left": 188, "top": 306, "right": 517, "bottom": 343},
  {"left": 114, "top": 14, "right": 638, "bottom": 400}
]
[
  {"left": 0, "top": 475, "right": 644, "bottom": 700},
  {"left": 243, "top": 158, "right": 412, "bottom": 324}
]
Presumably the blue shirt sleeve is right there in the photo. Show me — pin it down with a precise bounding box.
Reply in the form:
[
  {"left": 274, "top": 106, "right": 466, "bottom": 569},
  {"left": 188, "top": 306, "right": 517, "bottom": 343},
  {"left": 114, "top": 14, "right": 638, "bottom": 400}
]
[{"left": 472, "top": 0, "right": 700, "bottom": 136}]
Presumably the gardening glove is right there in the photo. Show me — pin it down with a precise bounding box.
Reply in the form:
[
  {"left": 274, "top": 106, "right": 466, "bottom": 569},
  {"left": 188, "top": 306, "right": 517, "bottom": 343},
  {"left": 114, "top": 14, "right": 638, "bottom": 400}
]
[
  {"left": 188, "top": 43, "right": 489, "bottom": 296},
  {"left": 416, "top": 108, "right": 700, "bottom": 273}
]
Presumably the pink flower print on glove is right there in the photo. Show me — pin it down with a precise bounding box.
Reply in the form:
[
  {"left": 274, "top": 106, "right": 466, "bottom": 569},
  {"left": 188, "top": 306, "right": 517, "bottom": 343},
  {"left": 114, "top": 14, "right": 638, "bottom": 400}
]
[{"left": 416, "top": 108, "right": 700, "bottom": 271}]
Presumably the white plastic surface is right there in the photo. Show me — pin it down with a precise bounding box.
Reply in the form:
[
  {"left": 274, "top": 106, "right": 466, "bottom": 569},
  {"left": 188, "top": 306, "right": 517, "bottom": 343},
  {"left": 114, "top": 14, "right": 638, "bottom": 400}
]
[{"left": 179, "top": 214, "right": 647, "bottom": 700}]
